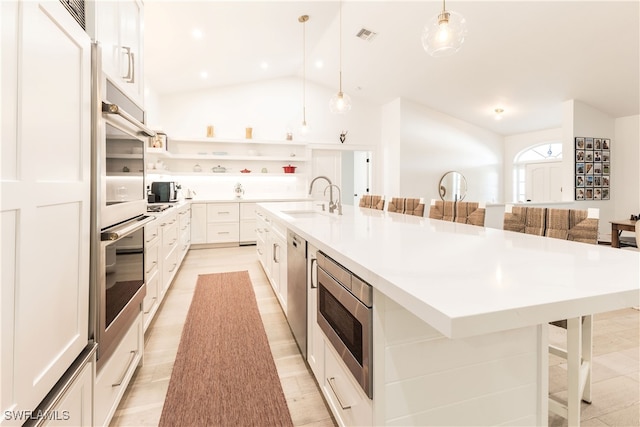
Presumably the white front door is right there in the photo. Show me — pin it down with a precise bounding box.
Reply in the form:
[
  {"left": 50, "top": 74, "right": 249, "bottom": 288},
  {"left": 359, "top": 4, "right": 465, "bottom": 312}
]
[{"left": 525, "top": 162, "right": 562, "bottom": 202}]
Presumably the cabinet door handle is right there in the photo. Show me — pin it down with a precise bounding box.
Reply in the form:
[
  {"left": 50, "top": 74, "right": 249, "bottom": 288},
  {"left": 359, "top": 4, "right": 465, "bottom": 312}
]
[
  {"left": 327, "top": 377, "right": 352, "bottom": 410},
  {"left": 217, "top": 231, "right": 230, "bottom": 235},
  {"left": 145, "top": 260, "right": 157, "bottom": 274},
  {"left": 121, "top": 46, "right": 135, "bottom": 83},
  {"left": 168, "top": 263, "right": 178, "bottom": 273},
  {"left": 112, "top": 350, "right": 138, "bottom": 387},
  {"left": 273, "top": 243, "right": 279, "bottom": 262},
  {"left": 143, "top": 297, "right": 157, "bottom": 314},
  {"left": 310, "top": 257, "right": 317, "bottom": 289}
]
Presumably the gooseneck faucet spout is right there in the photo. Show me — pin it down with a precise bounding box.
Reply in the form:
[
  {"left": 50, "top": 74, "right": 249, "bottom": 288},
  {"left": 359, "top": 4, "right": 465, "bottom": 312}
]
[
  {"left": 324, "top": 184, "right": 342, "bottom": 215},
  {"left": 309, "top": 175, "right": 333, "bottom": 210}
]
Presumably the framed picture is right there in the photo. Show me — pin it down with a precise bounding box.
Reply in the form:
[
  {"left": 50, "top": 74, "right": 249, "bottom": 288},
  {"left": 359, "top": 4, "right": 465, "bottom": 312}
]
[{"left": 575, "top": 136, "right": 610, "bottom": 201}]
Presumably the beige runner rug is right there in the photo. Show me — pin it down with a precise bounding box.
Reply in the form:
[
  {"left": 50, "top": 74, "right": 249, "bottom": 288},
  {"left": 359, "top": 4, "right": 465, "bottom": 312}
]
[{"left": 159, "top": 271, "right": 293, "bottom": 427}]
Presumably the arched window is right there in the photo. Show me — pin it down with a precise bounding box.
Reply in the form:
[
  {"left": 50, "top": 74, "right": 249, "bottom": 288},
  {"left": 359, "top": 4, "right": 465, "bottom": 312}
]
[{"left": 513, "top": 142, "right": 563, "bottom": 202}]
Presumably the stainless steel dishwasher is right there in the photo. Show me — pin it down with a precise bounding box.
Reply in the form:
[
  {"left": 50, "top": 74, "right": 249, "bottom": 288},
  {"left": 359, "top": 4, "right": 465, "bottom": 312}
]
[{"left": 287, "top": 231, "right": 307, "bottom": 358}]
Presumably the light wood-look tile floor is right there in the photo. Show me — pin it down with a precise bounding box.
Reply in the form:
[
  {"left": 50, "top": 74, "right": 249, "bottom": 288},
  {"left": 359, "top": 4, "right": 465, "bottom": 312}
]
[
  {"left": 111, "top": 246, "right": 639, "bottom": 427},
  {"left": 110, "top": 246, "right": 336, "bottom": 427}
]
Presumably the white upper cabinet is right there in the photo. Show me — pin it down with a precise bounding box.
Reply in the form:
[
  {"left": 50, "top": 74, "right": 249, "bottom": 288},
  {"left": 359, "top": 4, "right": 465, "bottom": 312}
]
[{"left": 88, "top": 0, "right": 144, "bottom": 107}]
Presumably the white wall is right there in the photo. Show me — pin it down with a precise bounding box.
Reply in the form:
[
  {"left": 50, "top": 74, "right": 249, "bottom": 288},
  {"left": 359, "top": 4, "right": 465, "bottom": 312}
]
[
  {"left": 152, "top": 76, "right": 380, "bottom": 146},
  {"left": 613, "top": 115, "right": 640, "bottom": 218},
  {"left": 380, "top": 98, "right": 503, "bottom": 204}
]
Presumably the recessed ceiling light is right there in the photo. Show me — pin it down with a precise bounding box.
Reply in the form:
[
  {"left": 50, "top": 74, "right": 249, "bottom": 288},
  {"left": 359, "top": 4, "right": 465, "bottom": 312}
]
[
  {"left": 200, "top": 71, "right": 208, "bottom": 79},
  {"left": 315, "top": 60, "right": 324, "bottom": 68},
  {"left": 494, "top": 108, "right": 505, "bottom": 120},
  {"left": 191, "top": 28, "right": 204, "bottom": 39},
  {"left": 260, "top": 61, "right": 269, "bottom": 70}
]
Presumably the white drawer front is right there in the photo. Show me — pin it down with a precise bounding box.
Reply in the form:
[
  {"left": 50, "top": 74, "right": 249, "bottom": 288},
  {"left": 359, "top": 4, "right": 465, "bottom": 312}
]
[
  {"left": 207, "top": 222, "right": 240, "bottom": 243},
  {"left": 145, "top": 222, "right": 160, "bottom": 245},
  {"left": 162, "top": 223, "right": 178, "bottom": 251},
  {"left": 323, "top": 341, "right": 373, "bottom": 427},
  {"left": 143, "top": 271, "right": 159, "bottom": 331},
  {"left": 145, "top": 242, "right": 159, "bottom": 276},
  {"left": 207, "top": 203, "right": 239, "bottom": 222},
  {"left": 94, "top": 315, "right": 142, "bottom": 427}
]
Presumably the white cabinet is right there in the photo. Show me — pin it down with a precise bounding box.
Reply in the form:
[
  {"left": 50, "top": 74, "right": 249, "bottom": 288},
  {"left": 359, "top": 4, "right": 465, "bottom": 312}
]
[
  {"left": 207, "top": 202, "right": 240, "bottom": 244},
  {"left": 255, "top": 206, "right": 288, "bottom": 311},
  {"left": 240, "top": 202, "right": 257, "bottom": 244},
  {"left": 255, "top": 210, "right": 269, "bottom": 269},
  {"left": 160, "top": 210, "right": 179, "bottom": 297},
  {"left": 190, "top": 202, "right": 241, "bottom": 246},
  {"left": 322, "top": 340, "right": 373, "bottom": 427},
  {"left": 1, "top": 0, "right": 92, "bottom": 419},
  {"left": 177, "top": 203, "right": 191, "bottom": 261},
  {"left": 190, "top": 203, "right": 207, "bottom": 244},
  {"left": 88, "top": 0, "right": 144, "bottom": 106},
  {"left": 142, "top": 220, "right": 160, "bottom": 332},
  {"left": 94, "top": 314, "right": 143, "bottom": 427},
  {"left": 41, "top": 352, "right": 95, "bottom": 427}
]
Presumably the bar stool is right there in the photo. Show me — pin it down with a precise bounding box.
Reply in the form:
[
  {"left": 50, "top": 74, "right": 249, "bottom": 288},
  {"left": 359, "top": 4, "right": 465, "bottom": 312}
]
[
  {"left": 387, "top": 198, "right": 405, "bottom": 213},
  {"left": 546, "top": 208, "right": 599, "bottom": 426},
  {"left": 455, "top": 201, "right": 486, "bottom": 226},
  {"left": 370, "top": 195, "right": 385, "bottom": 210},
  {"left": 428, "top": 199, "right": 455, "bottom": 221},
  {"left": 404, "top": 198, "right": 425, "bottom": 217},
  {"left": 503, "top": 205, "right": 546, "bottom": 235},
  {"left": 358, "top": 195, "right": 372, "bottom": 208}
]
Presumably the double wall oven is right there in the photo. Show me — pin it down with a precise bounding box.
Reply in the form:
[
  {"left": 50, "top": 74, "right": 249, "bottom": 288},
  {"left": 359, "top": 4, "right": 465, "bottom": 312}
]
[
  {"left": 316, "top": 251, "right": 373, "bottom": 398},
  {"left": 91, "top": 43, "right": 155, "bottom": 368}
]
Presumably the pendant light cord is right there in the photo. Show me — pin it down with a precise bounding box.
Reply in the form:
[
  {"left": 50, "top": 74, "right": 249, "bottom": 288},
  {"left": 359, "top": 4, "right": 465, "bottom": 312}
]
[
  {"left": 338, "top": 0, "right": 343, "bottom": 93},
  {"left": 302, "top": 17, "right": 306, "bottom": 123}
]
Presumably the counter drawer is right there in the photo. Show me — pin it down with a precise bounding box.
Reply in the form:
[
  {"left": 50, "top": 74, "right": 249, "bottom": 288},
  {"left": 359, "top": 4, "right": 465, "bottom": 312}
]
[
  {"left": 206, "top": 222, "right": 240, "bottom": 243},
  {"left": 94, "top": 314, "right": 143, "bottom": 427},
  {"left": 162, "top": 222, "right": 178, "bottom": 250},
  {"left": 145, "top": 241, "right": 159, "bottom": 276},
  {"left": 207, "top": 203, "right": 239, "bottom": 222},
  {"left": 323, "top": 339, "right": 373, "bottom": 427},
  {"left": 145, "top": 221, "right": 160, "bottom": 246}
]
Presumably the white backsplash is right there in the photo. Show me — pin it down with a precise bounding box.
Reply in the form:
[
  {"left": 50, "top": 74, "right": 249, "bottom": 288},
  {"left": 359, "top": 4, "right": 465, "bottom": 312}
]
[{"left": 147, "top": 172, "right": 309, "bottom": 201}]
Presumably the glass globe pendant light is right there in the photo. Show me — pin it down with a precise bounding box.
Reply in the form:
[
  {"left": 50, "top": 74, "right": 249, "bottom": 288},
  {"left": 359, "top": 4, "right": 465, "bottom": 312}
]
[
  {"left": 299, "top": 14, "right": 311, "bottom": 133},
  {"left": 422, "top": 0, "right": 467, "bottom": 57},
  {"left": 330, "top": 0, "right": 351, "bottom": 114}
]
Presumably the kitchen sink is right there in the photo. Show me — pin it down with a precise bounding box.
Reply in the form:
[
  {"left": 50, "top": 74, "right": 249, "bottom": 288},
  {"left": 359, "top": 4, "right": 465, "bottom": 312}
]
[{"left": 281, "top": 210, "right": 328, "bottom": 219}]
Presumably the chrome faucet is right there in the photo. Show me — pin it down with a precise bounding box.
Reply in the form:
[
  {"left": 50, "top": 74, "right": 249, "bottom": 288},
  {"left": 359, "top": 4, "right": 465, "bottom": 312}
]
[
  {"left": 324, "top": 184, "right": 342, "bottom": 215},
  {"left": 309, "top": 175, "right": 333, "bottom": 209}
]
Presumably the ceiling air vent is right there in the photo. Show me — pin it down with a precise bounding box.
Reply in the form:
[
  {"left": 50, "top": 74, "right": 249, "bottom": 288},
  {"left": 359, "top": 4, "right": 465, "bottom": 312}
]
[{"left": 356, "top": 28, "right": 377, "bottom": 42}]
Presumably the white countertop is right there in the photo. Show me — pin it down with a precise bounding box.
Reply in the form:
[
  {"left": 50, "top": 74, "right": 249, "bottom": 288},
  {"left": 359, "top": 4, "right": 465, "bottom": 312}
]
[{"left": 259, "top": 201, "right": 640, "bottom": 339}]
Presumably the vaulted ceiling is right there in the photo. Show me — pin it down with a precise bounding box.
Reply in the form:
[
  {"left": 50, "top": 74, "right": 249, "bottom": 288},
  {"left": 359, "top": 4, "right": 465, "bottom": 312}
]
[{"left": 144, "top": 1, "right": 640, "bottom": 136}]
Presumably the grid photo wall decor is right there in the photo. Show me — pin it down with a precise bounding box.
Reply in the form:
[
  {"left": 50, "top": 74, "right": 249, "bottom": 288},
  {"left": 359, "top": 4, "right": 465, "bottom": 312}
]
[{"left": 575, "top": 137, "right": 610, "bottom": 201}]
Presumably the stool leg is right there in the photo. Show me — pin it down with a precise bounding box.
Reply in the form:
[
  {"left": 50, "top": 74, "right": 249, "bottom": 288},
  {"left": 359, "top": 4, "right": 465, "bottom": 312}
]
[
  {"left": 582, "top": 315, "right": 593, "bottom": 403},
  {"left": 567, "top": 317, "right": 581, "bottom": 426}
]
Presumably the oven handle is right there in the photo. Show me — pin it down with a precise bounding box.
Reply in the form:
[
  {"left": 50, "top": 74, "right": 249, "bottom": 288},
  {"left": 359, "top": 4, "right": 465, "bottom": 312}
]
[
  {"left": 101, "top": 216, "right": 155, "bottom": 242},
  {"left": 102, "top": 101, "right": 156, "bottom": 137}
]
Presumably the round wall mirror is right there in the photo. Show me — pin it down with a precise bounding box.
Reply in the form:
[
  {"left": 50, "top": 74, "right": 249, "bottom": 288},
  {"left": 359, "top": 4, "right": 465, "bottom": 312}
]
[{"left": 439, "top": 171, "right": 467, "bottom": 201}]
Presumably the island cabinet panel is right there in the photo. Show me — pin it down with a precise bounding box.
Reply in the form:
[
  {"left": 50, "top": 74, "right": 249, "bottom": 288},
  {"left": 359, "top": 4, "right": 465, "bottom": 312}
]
[{"left": 372, "top": 293, "right": 543, "bottom": 426}]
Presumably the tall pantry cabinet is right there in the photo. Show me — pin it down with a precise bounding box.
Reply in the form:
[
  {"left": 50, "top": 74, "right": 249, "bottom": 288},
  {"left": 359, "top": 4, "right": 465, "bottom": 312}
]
[{"left": 1, "top": 1, "right": 92, "bottom": 424}]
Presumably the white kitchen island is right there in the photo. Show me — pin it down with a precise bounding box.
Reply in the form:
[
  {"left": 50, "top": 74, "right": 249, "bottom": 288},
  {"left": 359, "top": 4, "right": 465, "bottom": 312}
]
[{"left": 258, "top": 201, "right": 639, "bottom": 426}]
